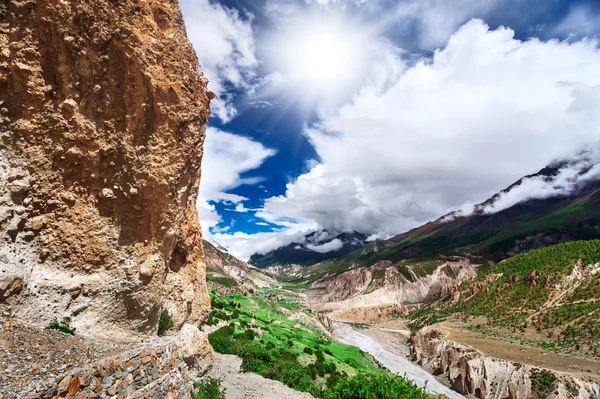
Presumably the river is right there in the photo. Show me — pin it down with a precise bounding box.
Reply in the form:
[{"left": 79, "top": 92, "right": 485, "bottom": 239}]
[{"left": 332, "top": 322, "right": 464, "bottom": 399}]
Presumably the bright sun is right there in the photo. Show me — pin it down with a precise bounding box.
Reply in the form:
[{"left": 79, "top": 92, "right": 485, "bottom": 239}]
[
  {"left": 293, "top": 31, "right": 352, "bottom": 83},
  {"left": 269, "top": 14, "right": 366, "bottom": 99}
]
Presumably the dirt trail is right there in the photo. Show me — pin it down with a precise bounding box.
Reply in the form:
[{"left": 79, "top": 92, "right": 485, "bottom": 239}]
[
  {"left": 438, "top": 322, "right": 600, "bottom": 377},
  {"left": 209, "top": 353, "right": 314, "bottom": 399}
]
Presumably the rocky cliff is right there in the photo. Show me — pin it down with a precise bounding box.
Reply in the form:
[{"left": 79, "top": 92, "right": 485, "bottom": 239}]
[
  {"left": 0, "top": 0, "right": 212, "bottom": 339},
  {"left": 1, "top": 0, "right": 215, "bottom": 396},
  {"left": 410, "top": 329, "right": 600, "bottom": 399},
  {"left": 312, "top": 259, "right": 477, "bottom": 314}
]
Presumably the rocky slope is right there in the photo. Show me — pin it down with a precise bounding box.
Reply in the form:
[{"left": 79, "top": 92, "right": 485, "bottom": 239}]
[
  {"left": 204, "top": 239, "right": 275, "bottom": 290},
  {"left": 410, "top": 328, "right": 600, "bottom": 399},
  {"left": 1, "top": 0, "right": 212, "bottom": 339},
  {"left": 1, "top": 0, "right": 214, "bottom": 397},
  {"left": 311, "top": 258, "right": 477, "bottom": 317}
]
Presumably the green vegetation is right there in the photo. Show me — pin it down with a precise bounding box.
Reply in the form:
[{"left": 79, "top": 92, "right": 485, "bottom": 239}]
[
  {"left": 408, "top": 240, "right": 600, "bottom": 358},
  {"left": 192, "top": 377, "right": 226, "bottom": 399},
  {"left": 452, "top": 240, "right": 600, "bottom": 321},
  {"left": 206, "top": 274, "right": 238, "bottom": 287},
  {"left": 326, "top": 373, "right": 434, "bottom": 399},
  {"left": 46, "top": 318, "right": 76, "bottom": 335},
  {"left": 157, "top": 310, "right": 174, "bottom": 336},
  {"left": 530, "top": 369, "right": 557, "bottom": 399},
  {"left": 281, "top": 282, "right": 310, "bottom": 289},
  {"left": 206, "top": 290, "right": 441, "bottom": 399}
]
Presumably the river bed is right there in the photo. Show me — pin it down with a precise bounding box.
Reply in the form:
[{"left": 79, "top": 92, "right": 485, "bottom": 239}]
[{"left": 332, "top": 322, "right": 464, "bottom": 399}]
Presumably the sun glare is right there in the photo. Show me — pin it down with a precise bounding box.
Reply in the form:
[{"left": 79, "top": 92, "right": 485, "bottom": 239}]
[
  {"left": 268, "top": 13, "right": 367, "bottom": 101},
  {"left": 294, "top": 31, "right": 352, "bottom": 83}
]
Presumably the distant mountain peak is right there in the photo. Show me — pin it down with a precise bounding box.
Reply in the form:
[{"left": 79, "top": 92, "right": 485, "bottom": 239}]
[{"left": 248, "top": 230, "right": 367, "bottom": 268}]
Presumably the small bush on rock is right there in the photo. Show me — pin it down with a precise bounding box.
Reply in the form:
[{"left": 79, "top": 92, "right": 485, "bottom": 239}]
[
  {"left": 46, "top": 318, "right": 76, "bottom": 335},
  {"left": 157, "top": 310, "right": 174, "bottom": 336}
]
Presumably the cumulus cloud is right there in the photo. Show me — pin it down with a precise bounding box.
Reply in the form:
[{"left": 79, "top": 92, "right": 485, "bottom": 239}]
[
  {"left": 306, "top": 238, "right": 344, "bottom": 253},
  {"left": 200, "top": 127, "right": 276, "bottom": 199},
  {"left": 261, "top": 20, "right": 600, "bottom": 237},
  {"left": 197, "top": 127, "right": 275, "bottom": 236},
  {"left": 181, "top": 0, "right": 258, "bottom": 122}
]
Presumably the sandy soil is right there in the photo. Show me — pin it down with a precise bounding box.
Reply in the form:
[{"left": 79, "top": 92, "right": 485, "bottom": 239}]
[
  {"left": 437, "top": 321, "right": 600, "bottom": 378},
  {"left": 359, "top": 327, "right": 411, "bottom": 358},
  {"left": 209, "top": 353, "right": 314, "bottom": 399}
]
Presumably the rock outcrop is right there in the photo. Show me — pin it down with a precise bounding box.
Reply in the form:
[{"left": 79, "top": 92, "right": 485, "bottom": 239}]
[
  {"left": 409, "top": 328, "right": 600, "bottom": 399},
  {"left": 1, "top": 0, "right": 211, "bottom": 339},
  {"left": 312, "top": 260, "right": 477, "bottom": 311}
]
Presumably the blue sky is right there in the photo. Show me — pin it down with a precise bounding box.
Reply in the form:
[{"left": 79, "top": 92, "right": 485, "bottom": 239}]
[{"left": 180, "top": 0, "right": 600, "bottom": 260}]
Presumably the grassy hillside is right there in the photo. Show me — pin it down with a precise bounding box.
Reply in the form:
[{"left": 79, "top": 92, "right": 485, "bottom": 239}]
[
  {"left": 408, "top": 240, "right": 600, "bottom": 359},
  {"left": 205, "top": 289, "right": 443, "bottom": 399}
]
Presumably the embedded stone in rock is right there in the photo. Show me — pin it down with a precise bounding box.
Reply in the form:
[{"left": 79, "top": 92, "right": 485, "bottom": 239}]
[
  {"left": 98, "top": 188, "right": 116, "bottom": 199},
  {"left": 25, "top": 216, "right": 45, "bottom": 231},
  {"left": 60, "top": 99, "right": 79, "bottom": 116}
]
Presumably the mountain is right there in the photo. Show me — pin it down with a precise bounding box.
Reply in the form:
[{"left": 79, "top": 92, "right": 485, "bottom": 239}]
[
  {"left": 248, "top": 230, "right": 368, "bottom": 268},
  {"left": 307, "top": 161, "right": 600, "bottom": 281},
  {"left": 204, "top": 240, "right": 275, "bottom": 288}
]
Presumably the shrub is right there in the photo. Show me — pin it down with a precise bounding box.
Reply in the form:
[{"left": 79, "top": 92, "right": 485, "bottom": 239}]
[
  {"left": 208, "top": 326, "right": 235, "bottom": 354},
  {"left": 262, "top": 368, "right": 283, "bottom": 380},
  {"left": 192, "top": 377, "right": 226, "bottom": 399},
  {"left": 323, "top": 373, "right": 431, "bottom": 399},
  {"left": 303, "top": 346, "right": 314, "bottom": 355},
  {"left": 238, "top": 328, "right": 257, "bottom": 341},
  {"left": 157, "top": 310, "right": 174, "bottom": 336},
  {"left": 47, "top": 318, "right": 76, "bottom": 335},
  {"left": 530, "top": 369, "right": 557, "bottom": 399}
]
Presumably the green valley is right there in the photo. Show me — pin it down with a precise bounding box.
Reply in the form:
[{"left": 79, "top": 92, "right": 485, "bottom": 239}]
[{"left": 205, "top": 288, "right": 443, "bottom": 399}]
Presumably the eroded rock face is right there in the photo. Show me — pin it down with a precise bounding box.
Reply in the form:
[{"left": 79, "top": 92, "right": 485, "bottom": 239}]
[
  {"left": 0, "top": 0, "right": 211, "bottom": 339},
  {"left": 312, "top": 259, "right": 477, "bottom": 311},
  {"left": 410, "top": 329, "right": 600, "bottom": 399}
]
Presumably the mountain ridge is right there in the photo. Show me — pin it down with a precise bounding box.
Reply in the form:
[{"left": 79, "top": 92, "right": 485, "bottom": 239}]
[{"left": 248, "top": 230, "right": 368, "bottom": 268}]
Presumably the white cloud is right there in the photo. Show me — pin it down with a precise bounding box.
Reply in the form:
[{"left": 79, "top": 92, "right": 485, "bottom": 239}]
[
  {"left": 197, "top": 127, "right": 275, "bottom": 236},
  {"left": 481, "top": 153, "right": 600, "bottom": 214},
  {"left": 553, "top": 5, "right": 600, "bottom": 40},
  {"left": 181, "top": 0, "right": 258, "bottom": 122},
  {"left": 235, "top": 203, "right": 249, "bottom": 213},
  {"left": 305, "top": 238, "right": 344, "bottom": 253},
  {"left": 260, "top": 20, "right": 600, "bottom": 237},
  {"left": 212, "top": 226, "right": 315, "bottom": 261},
  {"left": 200, "top": 127, "right": 276, "bottom": 199},
  {"left": 196, "top": 200, "right": 222, "bottom": 235},
  {"left": 382, "top": 0, "right": 500, "bottom": 48}
]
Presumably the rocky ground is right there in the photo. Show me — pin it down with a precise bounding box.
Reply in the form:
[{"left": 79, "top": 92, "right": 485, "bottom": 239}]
[
  {"left": 209, "top": 353, "right": 314, "bottom": 399},
  {"left": 0, "top": 318, "right": 125, "bottom": 398}
]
